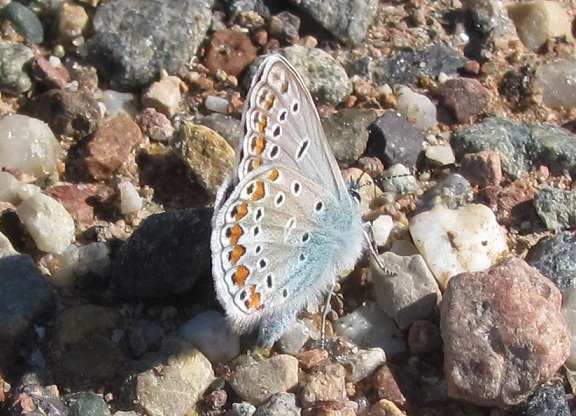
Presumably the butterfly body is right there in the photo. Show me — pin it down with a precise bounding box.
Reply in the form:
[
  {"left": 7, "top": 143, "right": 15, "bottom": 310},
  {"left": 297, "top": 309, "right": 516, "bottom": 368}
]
[{"left": 211, "top": 55, "right": 365, "bottom": 347}]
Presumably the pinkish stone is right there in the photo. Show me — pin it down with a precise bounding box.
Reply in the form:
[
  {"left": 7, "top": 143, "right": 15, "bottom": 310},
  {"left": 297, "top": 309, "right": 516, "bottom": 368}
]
[
  {"left": 441, "top": 257, "right": 569, "bottom": 408},
  {"left": 459, "top": 150, "right": 503, "bottom": 187}
]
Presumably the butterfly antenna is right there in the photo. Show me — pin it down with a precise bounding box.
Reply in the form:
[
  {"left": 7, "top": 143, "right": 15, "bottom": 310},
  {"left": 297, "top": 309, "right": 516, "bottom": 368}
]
[{"left": 375, "top": 162, "right": 459, "bottom": 183}]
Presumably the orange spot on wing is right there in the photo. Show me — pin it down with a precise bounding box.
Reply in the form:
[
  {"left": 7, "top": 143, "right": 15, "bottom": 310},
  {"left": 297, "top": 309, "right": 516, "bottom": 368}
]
[
  {"left": 230, "top": 245, "right": 246, "bottom": 265},
  {"left": 258, "top": 114, "right": 268, "bottom": 133},
  {"left": 264, "top": 94, "right": 275, "bottom": 110},
  {"left": 246, "top": 285, "right": 263, "bottom": 310},
  {"left": 232, "top": 265, "right": 249, "bottom": 286},
  {"left": 227, "top": 224, "right": 244, "bottom": 245},
  {"left": 252, "top": 135, "right": 266, "bottom": 155},
  {"left": 250, "top": 158, "right": 262, "bottom": 171},
  {"left": 232, "top": 202, "right": 248, "bottom": 221},
  {"left": 268, "top": 168, "right": 279, "bottom": 181},
  {"left": 252, "top": 181, "right": 265, "bottom": 201}
]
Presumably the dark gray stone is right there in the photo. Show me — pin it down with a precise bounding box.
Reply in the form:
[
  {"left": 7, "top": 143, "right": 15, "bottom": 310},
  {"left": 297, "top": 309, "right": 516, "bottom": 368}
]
[
  {"left": 227, "top": 0, "right": 282, "bottom": 19},
  {"left": 111, "top": 208, "right": 212, "bottom": 298},
  {"left": 451, "top": 117, "right": 532, "bottom": 179},
  {"left": 322, "top": 109, "right": 377, "bottom": 167},
  {"left": 452, "top": 119, "right": 576, "bottom": 180},
  {"left": 84, "top": 0, "right": 213, "bottom": 90},
  {"left": 372, "top": 44, "right": 468, "bottom": 87},
  {"left": 64, "top": 391, "right": 110, "bottom": 416},
  {"left": 366, "top": 110, "right": 426, "bottom": 168},
  {"left": 512, "top": 382, "right": 570, "bottom": 416},
  {"left": 533, "top": 188, "right": 576, "bottom": 232},
  {"left": 529, "top": 124, "right": 576, "bottom": 179},
  {"left": 527, "top": 231, "right": 576, "bottom": 292},
  {"left": 286, "top": 0, "right": 377, "bottom": 45},
  {"left": 0, "top": 255, "right": 54, "bottom": 342},
  {"left": 253, "top": 392, "right": 301, "bottom": 416},
  {"left": 417, "top": 173, "right": 471, "bottom": 212}
]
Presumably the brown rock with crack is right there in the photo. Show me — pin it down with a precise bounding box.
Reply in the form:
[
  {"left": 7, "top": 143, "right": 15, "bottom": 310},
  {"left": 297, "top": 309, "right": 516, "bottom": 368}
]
[{"left": 440, "top": 257, "right": 569, "bottom": 408}]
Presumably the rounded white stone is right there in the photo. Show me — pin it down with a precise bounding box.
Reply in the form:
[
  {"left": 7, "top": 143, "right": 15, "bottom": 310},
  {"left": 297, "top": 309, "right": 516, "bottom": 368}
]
[
  {"left": 16, "top": 193, "right": 75, "bottom": 254},
  {"left": 0, "top": 115, "right": 62, "bottom": 180}
]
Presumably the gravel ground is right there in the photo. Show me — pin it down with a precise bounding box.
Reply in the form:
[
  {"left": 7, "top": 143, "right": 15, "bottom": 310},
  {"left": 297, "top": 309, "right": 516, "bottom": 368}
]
[{"left": 0, "top": 0, "right": 575, "bottom": 415}]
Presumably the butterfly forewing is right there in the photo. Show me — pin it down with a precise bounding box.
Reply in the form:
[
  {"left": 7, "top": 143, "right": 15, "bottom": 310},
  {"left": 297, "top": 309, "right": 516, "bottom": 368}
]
[{"left": 237, "top": 56, "right": 349, "bottom": 200}]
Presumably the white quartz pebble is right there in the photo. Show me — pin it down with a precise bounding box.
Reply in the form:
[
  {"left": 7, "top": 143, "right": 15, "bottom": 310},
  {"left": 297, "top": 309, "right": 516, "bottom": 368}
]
[
  {"left": 16, "top": 193, "right": 75, "bottom": 254},
  {"left": 0, "top": 115, "right": 61, "bottom": 180},
  {"left": 409, "top": 204, "right": 508, "bottom": 288}
]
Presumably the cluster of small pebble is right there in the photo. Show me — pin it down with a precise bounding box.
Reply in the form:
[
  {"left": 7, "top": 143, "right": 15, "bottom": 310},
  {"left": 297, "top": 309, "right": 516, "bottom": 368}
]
[{"left": 0, "top": 0, "right": 575, "bottom": 415}]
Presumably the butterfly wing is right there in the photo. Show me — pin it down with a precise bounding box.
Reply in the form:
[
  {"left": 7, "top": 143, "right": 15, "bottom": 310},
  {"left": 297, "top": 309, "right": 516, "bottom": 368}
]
[
  {"left": 234, "top": 55, "right": 350, "bottom": 199},
  {"left": 211, "top": 54, "right": 365, "bottom": 347},
  {"left": 211, "top": 166, "right": 364, "bottom": 344}
]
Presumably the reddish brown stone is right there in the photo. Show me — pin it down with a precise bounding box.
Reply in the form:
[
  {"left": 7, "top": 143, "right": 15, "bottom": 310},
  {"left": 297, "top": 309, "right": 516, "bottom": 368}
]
[
  {"left": 459, "top": 150, "right": 503, "bottom": 187},
  {"left": 480, "top": 182, "right": 538, "bottom": 226},
  {"left": 29, "top": 56, "right": 71, "bottom": 89},
  {"left": 204, "top": 29, "right": 258, "bottom": 77},
  {"left": 436, "top": 78, "right": 491, "bottom": 124},
  {"left": 136, "top": 107, "right": 174, "bottom": 142},
  {"left": 74, "top": 113, "right": 142, "bottom": 181},
  {"left": 372, "top": 364, "right": 407, "bottom": 408},
  {"left": 296, "top": 349, "right": 330, "bottom": 371},
  {"left": 45, "top": 183, "right": 99, "bottom": 226},
  {"left": 441, "top": 257, "right": 570, "bottom": 407}
]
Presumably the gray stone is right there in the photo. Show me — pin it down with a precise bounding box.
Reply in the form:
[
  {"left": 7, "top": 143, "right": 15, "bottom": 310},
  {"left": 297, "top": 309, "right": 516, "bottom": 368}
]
[
  {"left": 286, "top": 0, "right": 378, "bottom": 45},
  {"left": 452, "top": 118, "right": 576, "bottom": 180},
  {"left": 229, "top": 355, "right": 299, "bottom": 406},
  {"left": 514, "top": 382, "right": 570, "bottom": 416},
  {"left": 0, "top": 255, "right": 54, "bottom": 348},
  {"left": 0, "top": 41, "right": 33, "bottom": 94},
  {"left": 322, "top": 109, "right": 377, "bottom": 167},
  {"left": 111, "top": 208, "right": 212, "bottom": 298},
  {"left": 367, "top": 110, "right": 425, "bottom": 168},
  {"left": 275, "top": 46, "right": 352, "bottom": 106},
  {"left": 372, "top": 44, "right": 467, "bottom": 87},
  {"left": 533, "top": 188, "right": 576, "bottom": 232},
  {"left": 371, "top": 252, "right": 441, "bottom": 329},
  {"left": 84, "top": 0, "right": 213, "bottom": 90},
  {"left": 527, "top": 231, "right": 576, "bottom": 292},
  {"left": 417, "top": 174, "right": 471, "bottom": 212},
  {"left": 451, "top": 117, "right": 532, "bottom": 179},
  {"left": 530, "top": 124, "right": 576, "bottom": 178},
  {"left": 253, "top": 392, "right": 301, "bottom": 416},
  {"left": 64, "top": 392, "right": 110, "bottom": 416}
]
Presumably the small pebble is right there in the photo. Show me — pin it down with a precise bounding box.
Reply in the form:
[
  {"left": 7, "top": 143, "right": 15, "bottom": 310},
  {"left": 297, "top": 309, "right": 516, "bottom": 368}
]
[
  {"left": 205, "top": 95, "right": 230, "bottom": 114},
  {"left": 17, "top": 193, "right": 76, "bottom": 255},
  {"left": 141, "top": 75, "right": 182, "bottom": 117},
  {"left": 0, "top": 114, "right": 61, "bottom": 180},
  {"left": 394, "top": 86, "right": 437, "bottom": 130},
  {"left": 118, "top": 181, "right": 142, "bottom": 214},
  {"left": 507, "top": 0, "right": 573, "bottom": 51}
]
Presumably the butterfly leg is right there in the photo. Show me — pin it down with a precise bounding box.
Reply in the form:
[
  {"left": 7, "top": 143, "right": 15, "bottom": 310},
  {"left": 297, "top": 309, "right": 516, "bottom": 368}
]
[{"left": 320, "top": 279, "right": 336, "bottom": 350}]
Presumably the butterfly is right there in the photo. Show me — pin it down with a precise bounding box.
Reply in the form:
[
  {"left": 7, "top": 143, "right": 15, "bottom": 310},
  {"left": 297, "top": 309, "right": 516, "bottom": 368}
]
[{"left": 210, "top": 54, "right": 366, "bottom": 348}]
